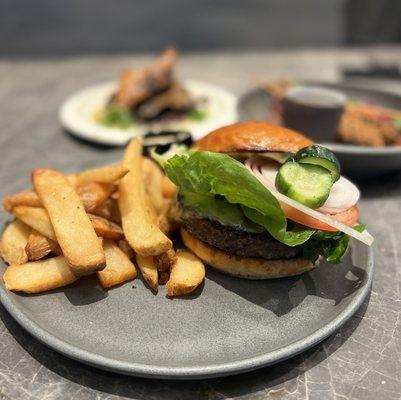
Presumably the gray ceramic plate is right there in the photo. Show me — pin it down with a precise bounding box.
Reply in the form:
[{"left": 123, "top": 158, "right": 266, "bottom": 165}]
[
  {"left": 238, "top": 83, "right": 401, "bottom": 178},
  {"left": 0, "top": 241, "right": 373, "bottom": 379}
]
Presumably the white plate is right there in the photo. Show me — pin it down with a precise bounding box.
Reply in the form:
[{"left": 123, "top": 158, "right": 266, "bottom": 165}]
[{"left": 59, "top": 80, "right": 238, "bottom": 146}]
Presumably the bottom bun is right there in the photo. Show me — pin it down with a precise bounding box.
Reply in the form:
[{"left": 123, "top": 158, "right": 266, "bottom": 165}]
[{"left": 181, "top": 228, "right": 317, "bottom": 279}]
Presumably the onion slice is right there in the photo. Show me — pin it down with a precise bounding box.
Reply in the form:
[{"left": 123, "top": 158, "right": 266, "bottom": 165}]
[{"left": 245, "top": 159, "right": 373, "bottom": 246}]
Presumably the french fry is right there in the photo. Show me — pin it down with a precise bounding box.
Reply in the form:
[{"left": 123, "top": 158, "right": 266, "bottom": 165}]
[
  {"left": 118, "top": 239, "right": 135, "bottom": 259},
  {"left": 156, "top": 198, "right": 179, "bottom": 234},
  {"left": 4, "top": 184, "right": 113, "bottom": 214},
  {"left": 135, "top": 253, "right": 158, "bottom": 291},
  {"left": 77, "top": 164, "right": 129, "bottom": 185},
  {"left": 3, "top": 256, "right": 78, "bottom": 293},
  {"left": 25, "top": 230, "right": 61, "bottom": 261},
  {"left": 33, "top": 169, "right": 105, "bottom": 275},
  {"left": 3, "top": 165, "right": 122, "bottom": 213},
  {"left": 88, "top": 214, "right": 124, "bottom": 240},
  {"left": 12, "top": 206, "right": 56, "bottom": 240},
  {"left": 166, "top": 250, "right": 205, "bottom": 297},
  {"left": 153, "top": 248, "right": 177, "bottom": 285},
  {"left": 0, "top": 220, "right": 31, "bottom": 265},
  {"left": 97, "top": 240, "right": 137, "bottom": 289},
  {"left": 161, "top": 175, "right": 177, "bottom": 199},
  {"left": 92, "top": 198, "right": 121, "bottom": 222},
  {"left": 3, "top": 191, "right": 41, "bottom": 211},
  {"left": 142, "top": 157, "right": 165, "bottom": 214},
  {"left": 12, "top": 205, "right": 123, "bottom": 242},
  {"left": 119, "top": 139, "right": 172, "bottom": 256},
  {"left": 77, "top": 182, "right": 115, "bottom": 213}
]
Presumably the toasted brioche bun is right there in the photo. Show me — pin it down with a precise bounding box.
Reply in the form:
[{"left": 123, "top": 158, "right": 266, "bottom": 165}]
[
  {"left": 195, "top": 120, "right": 313, "bottom": 154},
  {"left": 181, "top": 228, "right": 316, "bottom": 279}
]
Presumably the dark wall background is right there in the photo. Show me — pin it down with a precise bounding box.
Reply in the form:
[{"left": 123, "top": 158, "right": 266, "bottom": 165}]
[{"left": 0, "top": 0, "right": 400, "bottom": 57}]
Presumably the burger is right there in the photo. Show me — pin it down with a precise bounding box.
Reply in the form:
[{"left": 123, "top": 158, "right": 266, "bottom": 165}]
[{"left": 162, "top": 121, "right": 373, "bottom": 279}]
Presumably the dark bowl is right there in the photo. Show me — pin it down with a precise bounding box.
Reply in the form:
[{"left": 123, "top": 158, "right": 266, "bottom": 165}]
[
  {"left": 237, "top": 82, "right": 401, "bottom": 178},
  {"left": 282, "top": 86, "right": 346, "bottom": 142}
]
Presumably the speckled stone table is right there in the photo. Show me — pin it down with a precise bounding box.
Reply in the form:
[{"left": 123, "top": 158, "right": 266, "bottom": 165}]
[{"left": 1, "top": 48, "right": 401, "bottom": 400}]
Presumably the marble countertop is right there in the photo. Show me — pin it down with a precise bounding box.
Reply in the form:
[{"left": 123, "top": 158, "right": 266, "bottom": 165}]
[{"left": 0, "top": 48, "right": 401, "bottom": 400}]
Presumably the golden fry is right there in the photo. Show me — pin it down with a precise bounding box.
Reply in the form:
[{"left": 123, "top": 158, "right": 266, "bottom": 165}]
[
  {"left": 25, "top": 230, "right": 61, "bottom": 261},
  {"left": 97, "top": 240, "right": 137, "bottom": 289},
  {"left": 135, "top": 253, "right": 158, "bottom": 291},
  {"left": 161, "top": 175, "right": 177, "bottom": 199},
  {"left": 92, "top": 198, "right": 121, "bottom": 222},
  {"left": 77, "top": 164, "right": 129, "bottom": 185},
  {"left": 13, "top": 205, "right": 122, "bottom": 241},
  {"left": 156, "top": 198, "right": 179, "bottom": 234},
  {"left": 118, "top": 239, "right": 135, "bottom": 259},
  {"left": 88, "top": 214, "right": 124, "bottom": 240},
  {"left": 142, "top": 157, "right": 165, "bottom": 214},
  {"left": 33, "top": 169, "right": 105, "bottom": 275},
  {"left": 3, "top": 256, "right": 77, "bottom": 293},
  {"left": 153, "top": 248, "right": 177, "bottom": 285},
  {"left": 0, "top": 220, "right": 31, "bottom": 265},
  {"left": 4, "top": 184, "right": 113, "bottom": 215},
  {"left": 3, "top": 191, "right": 41, "bottom": 211},
  {"left": 12, "top": 206, "right": 56, "bottom": 240},
  {"left": 166, "top": 249, "right": 205, "bottom": 297},
  {"left": 119, "top": 139, "right": 172, "bottom": 256},
  {"left": 77, "top": 182, "right": 115, "bottom": 213}
]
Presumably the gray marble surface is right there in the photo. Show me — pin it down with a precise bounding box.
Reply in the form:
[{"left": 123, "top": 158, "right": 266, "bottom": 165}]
[{"left": 0, "top": 48, "right": 401, "bottom": 399}]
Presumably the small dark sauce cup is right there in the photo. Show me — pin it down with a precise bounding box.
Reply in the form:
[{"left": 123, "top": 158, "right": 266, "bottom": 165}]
[{"left": 282, "top": 86, "right": 346, "bottom": 142}]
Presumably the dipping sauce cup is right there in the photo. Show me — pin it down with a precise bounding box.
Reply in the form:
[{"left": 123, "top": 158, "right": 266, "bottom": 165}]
[{"left": 282, "top": 86, "right": 346, "bottom": 142}]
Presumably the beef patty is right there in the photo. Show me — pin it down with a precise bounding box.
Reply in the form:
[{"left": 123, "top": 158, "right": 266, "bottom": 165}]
[{"left": 180, "top": 216, "right": 300, "bottom": 260}]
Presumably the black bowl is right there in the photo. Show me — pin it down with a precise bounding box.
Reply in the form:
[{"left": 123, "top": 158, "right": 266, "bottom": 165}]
[{"left": 282, "top": 86, "right": 346, "bottom": 142}]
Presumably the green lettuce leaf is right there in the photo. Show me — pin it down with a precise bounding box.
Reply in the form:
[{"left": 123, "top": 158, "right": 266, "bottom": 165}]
[
  {"left": 164, "top": 151, "right": 315, "bottom": 246},
  {"left": 301, "top": 225, "right": 365, "bottom": 264},
  {"left": 179, "top": 191, "right": 264, "bottom": 233}
]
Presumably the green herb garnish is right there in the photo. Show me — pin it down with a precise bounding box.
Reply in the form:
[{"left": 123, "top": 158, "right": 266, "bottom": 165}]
[
  {"left": 186, "top": 109, "right": 207, "bottom": 121},
  {"left": 99, "top": 104, "right": 134, "bottom": 129}
]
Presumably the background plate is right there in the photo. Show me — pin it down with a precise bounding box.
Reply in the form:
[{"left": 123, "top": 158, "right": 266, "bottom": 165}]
[
  {"left": 238, "top": 83, "right": 401, "bottom": 178},
  {"left": 0, "top": 240, "right": 373, "bottom": 379},
  {"left": 59, "top": 80, "right": 238, "bottom": 146}
]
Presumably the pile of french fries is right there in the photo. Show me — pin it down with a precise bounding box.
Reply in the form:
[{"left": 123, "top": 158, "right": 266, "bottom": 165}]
[{"left": 0, "top": 139, "right": 205, "bottom": 297}]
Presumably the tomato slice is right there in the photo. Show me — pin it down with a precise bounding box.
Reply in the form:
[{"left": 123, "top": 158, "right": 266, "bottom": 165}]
[{"left": 281, "top": 204, "right": 359, "bottom": 232}]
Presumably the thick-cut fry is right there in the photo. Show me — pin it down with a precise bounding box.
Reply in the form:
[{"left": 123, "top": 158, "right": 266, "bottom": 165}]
[
  {"left": 77, "top": 164, "right": 129, "bottom": 185},
  {"left": 12, "top": 205, "right": 122, "bottom": 241},
  {"left": 142, "top": 157, "right": 166, "bottom": 214},
  {"left": 92, "top": 198, "right": 121, "bottom": 222},
  {"left": 119, "top": 139, "right": 172, "bottom": 256},
  {"left": 161, "top": 175, "right": 177, "bottom": 198},
  {"left": 5, "top": 184, "right": 113, "bottom": 214},
  {"left": 88, "top": 214, "right": 124, "bottom": 240},
  {"left": 77, "top": 182, "right": 115, "bottom": 213},
  {"left": 167, "top": 249, "right": 205, "bottom": 297},
  {"left": 0, "top": 220, "right": 31, "bottom": 265},
  {"left": 153, "top": 248, "right": 177, "bottom": 285},
  {"left": 3, "top": 256, "right": 77, "bottom": 293},
  {"left": 12, "top": 206, "right": 56, "bottom": 240},
  {"left": 3, "top": 191, "right": 41, "bottom": 211},
  {"left": 135, "top": 253, "right": 158, "bottom": 291},
  {"left": 33, "top": 169, "right": 105, "bottom": 275},
  {"left": 25, "top": 230, "right": 61, "bottom": 261},
  {"left": 97, "top": 240, "right": 137, "bottom": 289},
  {"left": 156, "top": 198, "right": 179, "bottom": 234},
  {"left": 118, "top": 239, "right": 135, "bottom": 259}
]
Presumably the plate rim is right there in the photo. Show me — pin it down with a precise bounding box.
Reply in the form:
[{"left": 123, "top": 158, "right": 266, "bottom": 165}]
[
  {"left": 0, "top": 245, "right": 374, "bottom": 380},
  {"left": 238, "top": 84, "right": 401, "bottom": 156}
]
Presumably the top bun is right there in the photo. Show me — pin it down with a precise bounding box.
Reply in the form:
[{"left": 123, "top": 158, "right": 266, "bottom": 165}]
[{"left": 195, "top": 121, "right": 313, "bottom": 153}]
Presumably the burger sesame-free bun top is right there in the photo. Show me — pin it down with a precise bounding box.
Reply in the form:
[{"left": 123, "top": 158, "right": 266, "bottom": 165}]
[{"left": 195, "top": 120, "right": 313, "bottom": 153}]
